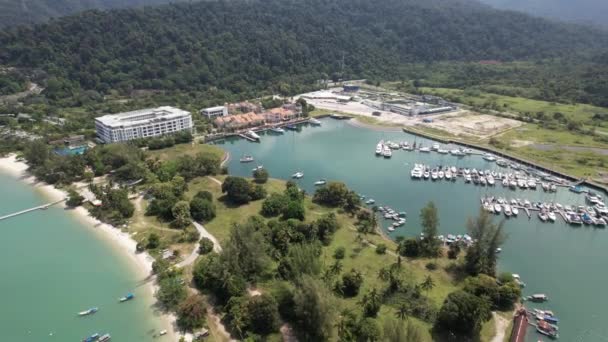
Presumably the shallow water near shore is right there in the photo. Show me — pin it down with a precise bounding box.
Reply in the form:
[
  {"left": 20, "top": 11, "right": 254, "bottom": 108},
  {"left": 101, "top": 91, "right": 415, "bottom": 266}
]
[
  {"left": 215, "top": 118, "right": 608, "bottom": 341},
  {"left": 0, "top": 173, "right": 168, "bottom": 341}
]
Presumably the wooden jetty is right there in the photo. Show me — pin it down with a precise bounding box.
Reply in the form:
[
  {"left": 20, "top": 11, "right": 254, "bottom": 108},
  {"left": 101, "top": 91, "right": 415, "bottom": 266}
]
[{"left": 0, "top": 199, "right": 66, "bottom": 221}]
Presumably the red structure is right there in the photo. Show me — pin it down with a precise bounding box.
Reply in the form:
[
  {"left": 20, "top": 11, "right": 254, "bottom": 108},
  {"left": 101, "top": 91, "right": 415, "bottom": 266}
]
[{"left": 510, "top": 308, "right": 528, "bottom": 342}]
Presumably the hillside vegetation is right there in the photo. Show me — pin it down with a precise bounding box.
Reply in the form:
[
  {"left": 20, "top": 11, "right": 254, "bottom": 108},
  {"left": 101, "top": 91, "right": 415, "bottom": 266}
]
[
  {"left": 0, "top": 0, "right": 607, "bottom": 102},
  {"left": 0, "top": 0, "right": 189, "bottom": 28}
]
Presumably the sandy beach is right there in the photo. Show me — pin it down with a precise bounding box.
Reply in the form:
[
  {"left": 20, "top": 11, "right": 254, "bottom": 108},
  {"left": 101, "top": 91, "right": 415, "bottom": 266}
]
[{"left": 0, "top": 154, "right": 180, "bottom": 341}]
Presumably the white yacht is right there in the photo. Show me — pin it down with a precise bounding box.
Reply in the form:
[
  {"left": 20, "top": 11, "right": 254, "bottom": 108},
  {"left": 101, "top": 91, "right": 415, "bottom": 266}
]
[
  {"left": 445, "top": 171, "right": 452, "bottom": 180},
  {"left": 240, "top": 155, "right": 254, "bottom": 163},
  {"left": 246, "top": 130, "right": 261, "bottom": 140},
  {"left": 504, "top": 205, "right": 512, "bottom": 217},
  {"left": 382, "top": 146, "right": 392, "bottom": 158},
  {"left": 375, "top": 142, "right": 383, "bottom": 155},
  {"left": 494, "top": 203, "right": 502, "bottom": 213},
  {"left": 423, "top": 170, "right": 430, "bottom": 179},
  {"left": 410, "top": 167, "right": 423, "bottom": 179},
  {"left": 431, "top": 170, "right": 438, "bottom": 180},
  {"left": 314, "top": 179, "right": 327, "bottom": 186},
  {"left": 464, "top": 175, "right": 472, "bottom": 183},
  {"left": 512, "top": 207, "right": 519, "bottom": 216},
  {"left": 547, "top": 211, "right": 557, "bottom": 222},
  {"left": 309, "top": 118, "right": 322, "bottom": 125},
  {"left": 527, "top": 179, "right": 537, "bottom": 189},
  {"left": 483, "top": 153, "right": 497, "bottom": 162},
  {"left": 270, "top": 127, "right": 285, "bottom": 134},
  {"left": 419, "top": 146, "right": 431, "bottom": 153},
  {"left": 291, "top": 171, "right": 304, "bottom": 179},
  {"left": 432, "top": 143, "right": 440, "bottom": 151},
  {"left": 437, "top": 149, "right": 449, "bottom": 154},
  {"left": 438, "top": 171, "right": 445, "bottom": 179},
  {"left": 487, "top": 176, "right": 495, "bottom": 186}
]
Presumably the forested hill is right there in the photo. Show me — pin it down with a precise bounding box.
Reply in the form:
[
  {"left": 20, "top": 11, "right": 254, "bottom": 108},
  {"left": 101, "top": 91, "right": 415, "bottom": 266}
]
[
  {"left": 0, "top": 0, "right": 190, "bottom": 28},
  {"left": 478, "top": 0, "right": 608, "bottom": 29},
  {"left": 1, "top": 0, "right": 607, "bottom": 97}
]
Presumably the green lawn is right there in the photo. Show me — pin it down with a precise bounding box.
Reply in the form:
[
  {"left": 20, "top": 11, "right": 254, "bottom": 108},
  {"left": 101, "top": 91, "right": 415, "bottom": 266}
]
[
  {"left": 147, "top": 142, "right": 224, "bottom": 161},
  {"left": 420, "top": 87, "right": 607, "bottom": 122},
  {"left": 187, "top": 175, "right": 471, "bottom": 341}
]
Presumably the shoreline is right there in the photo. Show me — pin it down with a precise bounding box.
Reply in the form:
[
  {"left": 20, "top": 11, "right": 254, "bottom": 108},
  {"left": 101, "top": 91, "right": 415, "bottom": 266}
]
[
  {"left": 346, "top": 116, "right": 405, "bottom": 132},
  {"left": 0, "top": 154, "right": 180, "bottom": 341}
]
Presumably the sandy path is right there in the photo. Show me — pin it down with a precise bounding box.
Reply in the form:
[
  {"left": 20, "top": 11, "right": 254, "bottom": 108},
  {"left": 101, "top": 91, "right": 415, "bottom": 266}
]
[{"left": 491, "top": 312, "right": 509, "bottom": 342}]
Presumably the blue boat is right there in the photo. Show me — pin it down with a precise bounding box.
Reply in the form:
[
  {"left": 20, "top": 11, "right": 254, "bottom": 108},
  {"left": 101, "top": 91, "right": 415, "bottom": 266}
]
[
  {"left": 543, "top": 315, "right": 560, "bottom": 324},
  {"left": 82, "top": 333, "right": 100, "bottom": 342},
  {"left": 119, "top": 293, "right": 134, "bottom": 302},
  {"left": 569, "top": 185, "right": 583, "bottom": 193}
]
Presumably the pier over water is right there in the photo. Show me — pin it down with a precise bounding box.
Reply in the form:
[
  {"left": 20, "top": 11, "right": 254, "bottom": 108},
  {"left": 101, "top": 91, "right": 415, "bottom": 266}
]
[{"left": 0, "top": 199, "right": 65, "bottom": 221}]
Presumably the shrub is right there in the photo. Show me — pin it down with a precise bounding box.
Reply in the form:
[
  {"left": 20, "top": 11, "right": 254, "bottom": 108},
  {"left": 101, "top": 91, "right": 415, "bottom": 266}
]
[
  {"left": 177, "top": 294, "right": 207, "bottom": 331},
  {"left": 340, "top": 269, "right": 363, "bottom": 297},
  {"left": 198, "top": 237, "right": 214, "bottom": 255},
  {"left": 190, "top": 197, "right": 216, "bottom": 222},
  {"left": 425, "top": 262, "right": 438, "bottom": 271},
  {"left": 397, "top": 238, "right": 421, "bottom": 257},
  {"left": 253, "top": 168, "right": 269, "bottom": 183},
  {"left": 333, "top": 247, "right": 346, "bottom": 260},
  {"left": 261, "top": 193, "right": 287, "bottom": 217},
  {"left": 376, "top": 243, "right": 387, "bottom": 254}
]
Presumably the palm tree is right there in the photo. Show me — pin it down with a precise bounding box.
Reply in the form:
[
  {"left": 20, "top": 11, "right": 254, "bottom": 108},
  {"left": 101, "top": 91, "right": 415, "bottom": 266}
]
[
  {"left": 335, "top": 309, "right": 355, "bottom": 341},
  {"left": 395, "top": 303, "right": 410, "bottom": 321},
  {"left": 420, "top": 275, "right": 435, "bottom": 293},
  {"left": 330, "top": 260, "right": 343, "bottom": 275}
]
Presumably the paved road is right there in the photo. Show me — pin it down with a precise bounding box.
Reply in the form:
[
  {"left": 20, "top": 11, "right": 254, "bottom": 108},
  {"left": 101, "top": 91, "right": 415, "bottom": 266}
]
[{"left": 177, "top": 221, "right": 222, "bottom": 268}]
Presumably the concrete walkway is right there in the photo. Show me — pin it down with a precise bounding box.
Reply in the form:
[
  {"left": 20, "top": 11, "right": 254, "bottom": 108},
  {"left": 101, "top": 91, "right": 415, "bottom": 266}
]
[
  {"left": 491, "top": 312, "right": 509, "bottom": 342},
  {"left": 176, "top": 221, "right": 222, "bottom": 268}
]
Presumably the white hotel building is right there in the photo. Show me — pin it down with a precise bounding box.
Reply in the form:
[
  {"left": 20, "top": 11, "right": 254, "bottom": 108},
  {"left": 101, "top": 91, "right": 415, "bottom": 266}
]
[{"left": 95, "top": 106, "right": 193, "bottom": 143}]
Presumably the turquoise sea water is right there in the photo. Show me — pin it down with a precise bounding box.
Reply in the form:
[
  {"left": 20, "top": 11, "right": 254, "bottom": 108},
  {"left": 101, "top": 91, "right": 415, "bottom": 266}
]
[
  {"left": 0, "top": 173, "right": 167, "bottom": 341},
  {"left": 214, "top": 119, "right": 608, "bottom": 341}
]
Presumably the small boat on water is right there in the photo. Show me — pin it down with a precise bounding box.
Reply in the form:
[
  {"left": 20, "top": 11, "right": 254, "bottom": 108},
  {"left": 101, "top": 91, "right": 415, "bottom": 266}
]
[
  {"left": 483, "top": 153, "right": 496, "bottom": 162},
  {"left": 375, "top": 142, "right": 383, "bottom": 155},
  {"left": 159, "top": 330, "right": 168, "bottom": 336},
  {"left": 252, "top": 165, "right": 264, "bottom": 172},
  {"left": 239, "top": 155, "right": 254, "bottom": 163},
  {"left": 547, "top": 211, "right": 557, "bottom": 222},
  {"left": 309, "top": 118, "right": 322, "bottom": 125},
  {"left": 285, "top": 124, "right": 298, "bottom": 131},
  {"left": 314, "top": 179, "right": 327, "bottom": 186},
  {"left": 494, "top": 203, "right": 502, "bottom": 214},
  {"left": 119, "top": 293, "right": 135, "bottom": 303},
  {"left": 292, "top": 171, "right": 304, "bottom": 179},
  {"left": 437, "top": 149, "right": 449, "bottom": 154},
  {"left": 270, "top": 127, "right": 285, "bottom": 134},
  {"left": 98, "top": 334, "right": 111, "bottom": 342},
  {"left": 82, "top": 333, "right": 100, "bottom": 342},
  {"left": 496, "top": 159, "right": 508, "bottom": 167},
  {"left": 419, "top": 146, "right": 431, "bottom": 153},
  {"left": 512, "top": 207, "right": 519, "bottom": 216},
  {"left": 382, "top": 146, "right": 392, "bottom": 158},
  {"left": 366, "top": 199, "right": 376, "bottom": 205},
  {"left": 539, "top": 211, "right": 548, "bottom": 222},
  {"left": 78, "top": 307, "right": 99, "bottom": 317},
  {"left": 464, "top": 175, "right": 472, "bottom": 183},
  {"left": 245, "top": 130, "right": 260, "bottom": 140},
  {"left": 527, "top": 294, "right": 548, "bottom": 302},
  {"left": 536, "top": 320, "right": 559, "bottom": 339},
  {"left": 504, "top": 205, "right": 512, "bottom": 217}
]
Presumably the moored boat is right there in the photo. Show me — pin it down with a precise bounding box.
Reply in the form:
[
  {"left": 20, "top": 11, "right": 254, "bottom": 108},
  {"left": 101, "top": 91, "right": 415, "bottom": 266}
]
[
  {"left": 245, "top": 130, "right": 261, "bottom": 140},
  {"left": 292, "top": 171, "right": 304, "bottom": 179},
  {"left": 98, "top": 334, "right": 111, "bottom": 342},
  {"left": 82, "top": 333, "right": 100, "bottom": 342},
  {"left": 314, "top": 179, "right": 327, "bottom": 186},
  {"left": 239, "top": 155, "right": 254, "bottom": 163},
  {"left": 78, "top": 307, "right": 99, "bottom": 317},
  {"left": 270, "top": 127, "right": 285, "bottom": 134},
  {"left": 119, "top": 293, "right": 134, "bottom": 302},
  {"left": 527, "top": 293, "right": 549, "bottom": 302},
  {"left": 309, "top": 118, "right": 322, "bottom": 126}
]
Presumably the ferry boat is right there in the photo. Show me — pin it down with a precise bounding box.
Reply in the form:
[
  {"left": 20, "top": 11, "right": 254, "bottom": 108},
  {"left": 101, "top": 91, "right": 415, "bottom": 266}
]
[
  {"left": 98, "top": 334, "right": 111, "bottom": 342},
  {"left": 245, "top": 130, "right": 260, "bottom": 140},
  {"left": 314, "top": 179, "right": 327, "bottom": 186},
  {"left": 292, "top": 171, "right": 304, "bottom": 179},
  {"left": 78, "top": 307, "right": 99, "bottom": 317},
  {"left": 239, "top": 155, "right": 254, "bottom": 163},
  {"left": 309, "top": 118, "right": 322, "bottom": 125},
  {"left": 119, "top": 293, "right": 134, "bottom": 302},
  {"left": 270, "top": 127, "right": 285, "bottom": 134},
  {"left": 82, "top": 333, "right": 100, "bottom": 342}
]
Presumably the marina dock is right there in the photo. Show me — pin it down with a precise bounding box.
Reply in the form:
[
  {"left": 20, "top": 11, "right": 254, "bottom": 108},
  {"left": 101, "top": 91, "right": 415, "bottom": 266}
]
[{"left": 0, "top": 199, "right": 66, "bottom": 221}]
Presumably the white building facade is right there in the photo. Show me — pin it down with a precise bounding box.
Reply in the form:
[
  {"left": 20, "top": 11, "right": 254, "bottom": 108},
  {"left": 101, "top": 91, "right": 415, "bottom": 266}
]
[
  {"left": 200, "top": 106, "right": 228, "bottom": 119},
  {"left": 95, "top": 106, "right": 193, "bottom": 143}
]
